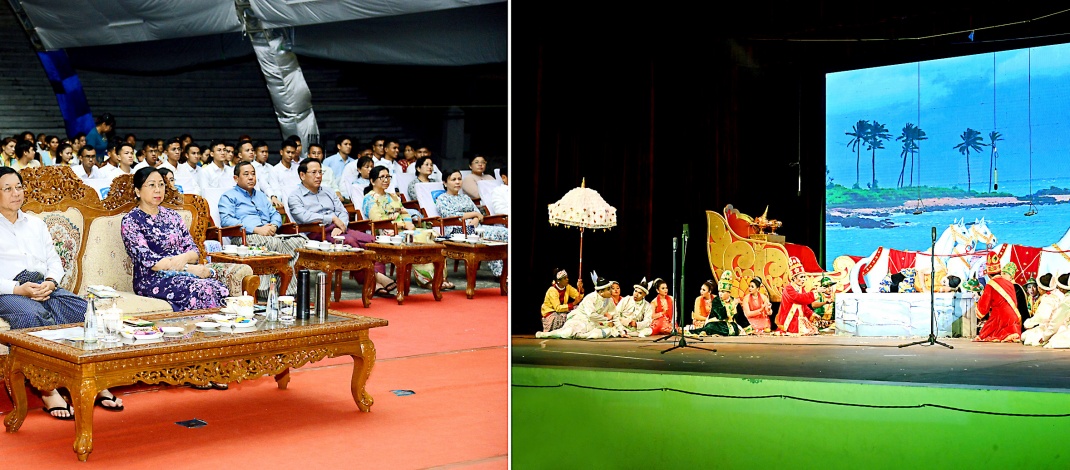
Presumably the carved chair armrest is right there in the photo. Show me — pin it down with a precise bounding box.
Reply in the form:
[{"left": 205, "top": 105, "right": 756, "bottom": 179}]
[
  {"left": 208, "top": 225, "right": 247, "bottom": 245},
  {"left": 483, "top": 215, "right": 508, "bottom": 227}
]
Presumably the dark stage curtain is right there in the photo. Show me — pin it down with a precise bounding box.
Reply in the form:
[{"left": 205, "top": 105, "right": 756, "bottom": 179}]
[{"left": 513, "top": 35, "right": 828, "bottom": 335}]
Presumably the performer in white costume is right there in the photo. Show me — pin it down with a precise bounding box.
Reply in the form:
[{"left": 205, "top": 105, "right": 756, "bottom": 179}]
[
  {"left": 616, "top": 278, "right": 655, "bottom": 338},
  {"left": 1040, "top": 274, "right": 1070, "bottom": 348},
  {"left": 1021, "top": 274, "right": 1063, "bottom": 346},
  {"left": 536, "top": 272, "right": 618, "bottom": 339}
]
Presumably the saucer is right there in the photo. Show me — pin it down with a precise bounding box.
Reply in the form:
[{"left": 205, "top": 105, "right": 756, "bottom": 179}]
[
  {"left": 160, "top": 326, "right": 184, "bottom": 335},
  {"left": 195, "top": 321, "right": 220, "bottom": 330}
]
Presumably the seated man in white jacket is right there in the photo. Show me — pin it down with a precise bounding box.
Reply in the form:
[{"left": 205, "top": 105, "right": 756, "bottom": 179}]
[
  {"left": 1021, "top": 273, "right": 1064, "bottom": 346},
  {"left": 537, "top": 273, "right": 620, "bottom": 339},
  {"left": 616, "top": 278, "right": 655, "bottom": 338}
]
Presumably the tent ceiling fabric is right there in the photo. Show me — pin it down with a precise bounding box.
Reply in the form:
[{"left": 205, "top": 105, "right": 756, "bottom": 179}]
[{"left": 19, "top": 0, "right": 505, "bottom": 51}]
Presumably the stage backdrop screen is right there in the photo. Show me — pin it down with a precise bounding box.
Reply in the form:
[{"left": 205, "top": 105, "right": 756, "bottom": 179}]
[{"left": 825, "top": 42, "right": 1070, "bottom": 282}]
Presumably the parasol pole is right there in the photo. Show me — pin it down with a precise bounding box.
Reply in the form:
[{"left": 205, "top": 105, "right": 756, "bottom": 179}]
[
  {"left": 577, "top": 177, "right": 586, "bottom": 295},
  {"left": 578, "top": 227, "right": 585, "bottom": 295}
]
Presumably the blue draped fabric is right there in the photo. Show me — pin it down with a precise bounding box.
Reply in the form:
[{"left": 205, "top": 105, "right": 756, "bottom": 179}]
[{"left": 36, "top": 50, "right": 93, "bottom": 138}]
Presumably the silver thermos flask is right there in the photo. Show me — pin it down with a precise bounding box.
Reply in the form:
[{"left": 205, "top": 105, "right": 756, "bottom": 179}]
[{"left": 317, "top": 271, "right": 328, "bottom": 320}]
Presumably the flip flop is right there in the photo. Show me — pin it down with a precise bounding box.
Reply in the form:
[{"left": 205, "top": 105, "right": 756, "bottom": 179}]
[
  {"left": 187, "top": 382, "right": 213, "bottom": 390},
  {"left": 211, "top": 382, "right": 229, "bottom": 391},
  {"left": 441, "top": 281, "right": 456, "bottom": 290},
  {"left": 374, "top": 288, "right": 393, "bottom": 298},
  {"left": 95, "top": 394, "right": 124, "bottom": 412},
  {"left": 382, "top": 282, "right": 397, "bottom": 292},
  {"left": 43, "top": 404, "right": 75, "bottom": 421}
]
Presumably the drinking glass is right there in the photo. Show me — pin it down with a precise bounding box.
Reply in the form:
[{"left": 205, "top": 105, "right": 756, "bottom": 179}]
[
  {"left": 102, "top": 308, "right": 122, "bottom": 342},
  {"left": 278, "top": 295, "right": 296, "bottom": 323}
]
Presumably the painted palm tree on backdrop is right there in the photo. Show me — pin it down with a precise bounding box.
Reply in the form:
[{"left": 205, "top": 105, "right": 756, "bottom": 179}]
[
  {"left": 895, "top": 123, "right": 927, "bottom": 188},
  {"left": 953, "top": 128, "right": 986, "bottom": 193},
  {"left": 865, "top": 121, "right": 891, "bottom": 189},
  {"left": 845, "top": 119, "right": 870, "bottom": 189},
  {"left": 988, "top": 131, "right": 1003, "bottom": 192}
]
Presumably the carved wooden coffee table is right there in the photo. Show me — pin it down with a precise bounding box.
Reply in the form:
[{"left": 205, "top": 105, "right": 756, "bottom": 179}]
[
  {"left": 0, "top": 309, "right": 387, "bottom": 461},
  {"left": 441, "top": 241, "right": 508, "bottom": 299},
  {"left": 293, "top": 247, "right": 377, "bottom": 308},
  {"left": 211, "top": 252, "right": 293, "bottom": 294},
  {"left": 366, "top": 242, "right": 446, "bottom": 304}
]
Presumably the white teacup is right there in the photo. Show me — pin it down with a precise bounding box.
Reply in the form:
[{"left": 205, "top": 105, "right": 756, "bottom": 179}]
[
  {"left": 224, "top": 295, "right": 255, "bottom": 316},
  {"left": 318, "top": 241, "right": 332, "bottom": 250},
  {"left": 450, "top": 234, "right": 465, "bottom": 241},
  {"left": 223, "top": 244, "right": 238, "bottom": 254},
  {"left": 236, "top": 246, "right": 251, "bottom": 255},
  {"left": 376, "top": 236, "right": 391, "bottom": 243}
]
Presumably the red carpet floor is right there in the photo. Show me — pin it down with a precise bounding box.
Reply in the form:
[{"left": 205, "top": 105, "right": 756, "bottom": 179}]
[{"left": 0, "top": 289, "right": 508, "bottom": 469}]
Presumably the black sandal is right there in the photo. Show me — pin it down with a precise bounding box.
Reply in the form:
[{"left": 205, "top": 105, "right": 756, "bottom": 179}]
[
  {"left": 43, "top": 403, "right": 75, "bottom": 421},
  {"left": 94, "top": 393, "right": 124, "bottom": 412}
]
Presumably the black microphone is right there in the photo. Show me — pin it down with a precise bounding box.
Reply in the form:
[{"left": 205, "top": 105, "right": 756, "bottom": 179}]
[{"left": 932, "top": 226, "right": 937, "bottom": 243}]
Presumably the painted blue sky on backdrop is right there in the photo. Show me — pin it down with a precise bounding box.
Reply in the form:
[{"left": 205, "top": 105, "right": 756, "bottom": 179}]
[{"left": 826, "top": 42, "right": 1070, "bottom": 194}]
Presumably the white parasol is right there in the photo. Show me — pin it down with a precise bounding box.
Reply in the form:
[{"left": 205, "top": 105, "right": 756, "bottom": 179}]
[{"left": 548, "top": 178, "right": 618, "bottom": 294}]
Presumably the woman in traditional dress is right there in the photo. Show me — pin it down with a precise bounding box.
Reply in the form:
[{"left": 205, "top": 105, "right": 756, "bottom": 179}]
[
  {"left": 610, "top": 282, "right": 622, "bottom": 307},
  {"left": 435, "top": 169, "right": 509, "bottom": 278},
  {"left": 120, "top": 168, "right": 230, "bottom": 312},
  {"left": 690, "top": 279, "right": 716, "bottom": 328},
  {"left": 741, "top": 276, "right": 773, "bottom": 333},
  {"left": 685, "top": 274, "right": 745, "bottom": 337},
  {"left": 649, "top": 278, "right": 674, "bottom": 334}
]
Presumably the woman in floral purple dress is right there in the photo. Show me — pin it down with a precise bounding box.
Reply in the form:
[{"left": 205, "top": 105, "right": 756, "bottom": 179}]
[{"left": 121, "top": 168, "right": 229, "bottom": 311}]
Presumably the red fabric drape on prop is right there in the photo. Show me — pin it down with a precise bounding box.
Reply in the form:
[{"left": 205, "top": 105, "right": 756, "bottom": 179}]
[
  {"left": 886, "top": 249, "right": 917, "bottom": 275},
  {"left": 786, "top": 243, "right": 824, "bottom": 272},
  {"left": 1010, "top": 245, "right": 1043, "bottom": 285}
]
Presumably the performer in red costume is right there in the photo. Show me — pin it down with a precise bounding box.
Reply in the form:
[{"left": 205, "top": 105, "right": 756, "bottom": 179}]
[
  {"left": 974, "top": 253, "right": 1022, "bottom": 342},
  {"left": 774, "top": 257, "right": 831, "bottom": 335},
  {"left": 649, "top": 278, "right": 674, "bottom": 334}
]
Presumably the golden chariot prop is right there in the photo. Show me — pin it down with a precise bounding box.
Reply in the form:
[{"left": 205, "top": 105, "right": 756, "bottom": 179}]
[{"left": 706, "top": 204, "right": 852, "bottom": 301}]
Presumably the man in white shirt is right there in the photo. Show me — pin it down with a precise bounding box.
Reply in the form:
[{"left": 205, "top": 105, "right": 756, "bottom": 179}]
[
  {"left": 270, "top": 139, "right": 300, "bottom": 198},
  {"left": 250, "top": 140, "right": 284, "bottom": 211},
  {"left": 197, "top": 139, "right": 235, "bottom": 190},
  {"left": 0, "top": 166, "right": 125, "bottom": 415},
  {"left": 322, "top": 135, "right": 355, "bottom": 198},
  {"left": 174, "top": 141, "right": 202, "bottom": 196},
  {"left": 486, "top": 166, "right": 509, "bottom": 215},
  {"left": 99, "top": 141, "right": 136, "bottom": 184},
  {"left": 375, "top": 138, "right": 403, "bottom": 176},
  {"left": 71, "top": 147, "right": 103, "bottom": 181},
  {"left": 133, "top": 140, "right": 174, "bottom": 172},
  {"left": 306, "top": 143, "right": 341, "bottom": 201}
]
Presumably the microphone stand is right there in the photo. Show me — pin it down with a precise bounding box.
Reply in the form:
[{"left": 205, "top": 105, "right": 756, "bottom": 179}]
[
  {"left": 653, "top": 235, "right": 693, "bottom": 343},
  {"left": 899, "top": 226, "right": 953, "bottom": 349},
  {"left": 662, "top": 224, "right": 716, "bottom": 354}
]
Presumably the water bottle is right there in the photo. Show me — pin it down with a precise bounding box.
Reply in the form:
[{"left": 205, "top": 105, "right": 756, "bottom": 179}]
[
  {"left": 266, "top": 276, "right": 279, "bottom": 321},
  {"left": 83, "top": 295, "right": 98, "bottom": 343},
  {"left": 296, "top": 269, "right": 311, "bottom": 320}
]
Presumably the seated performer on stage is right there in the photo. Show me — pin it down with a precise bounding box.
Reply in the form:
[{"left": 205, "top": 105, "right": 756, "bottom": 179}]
[
  {"left": 1036, "top": 274, "right": 1070, "bottom": 348},
  {"left": 812, "top": 276, "right": 836, "bottom": 331},
  {"left": 1001, "top": 263, "right": 1031, "bottom": 328},
  {"left": 540, "top": 268, "right": 582, "bottom": 332},
  {"left": 616, "top": 278, "right": 654, "bottom": 338},
  {"left": 685, "top": 272, "right": 744, "bottom": 337},
  {"left": 649, "top": 278, "right": 674, "bottom": 335},
  {"left": 0, "top": 166, "right": 124, "bottom": 418},
  {"left": 741, "top": 276, "right": 772, "bottom": 334},
  {"left": 774, "top": 256, "right": 829, "bottom": 336},
  {"left": 610, "top": 282, "right": 622, "bottom": 306},
  {"left": 536, "top": 273, "right": 618, "bottom": 339},
  {"left": 690, "top": 279, "right": 716, "bottom": 328},
  {"left": 1021, "top": 274, "right": 1062, "bottom": 346},
  {"left": 1025, "top": 277, "right": 1040, "bottom": 317},
  {"left": 973, "top": 254, "right": 1022, "bottom": 342}
]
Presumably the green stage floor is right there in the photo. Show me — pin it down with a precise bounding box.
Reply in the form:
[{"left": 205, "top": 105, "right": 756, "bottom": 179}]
[{"left": 512, "top": 335, "right": 1070, "bottom": 468}]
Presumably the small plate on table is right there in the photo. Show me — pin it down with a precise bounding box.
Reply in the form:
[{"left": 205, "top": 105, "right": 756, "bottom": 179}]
[
  {"left": 120, "top": 327, "right": 164, "bottom": 340},
  {"left": 160, "top": 326, "right": 184, "bottom": 335},
  {"left": 195, "top": 321, "right": 220, "bottom": 330}
]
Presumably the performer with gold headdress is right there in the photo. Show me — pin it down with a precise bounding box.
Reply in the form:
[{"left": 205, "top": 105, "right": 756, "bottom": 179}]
[
  {"left": 616, "top": 278, "right": 655, "bottom": 338},
  {"left": 684, "top": 272, "right": 745, "bottom": 337},
  {"left": 974, "top": 253, "right": 1022, "bottom": 342},
  {"left": 774, "top": 257, "right": 828, "bottom": 335}
]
